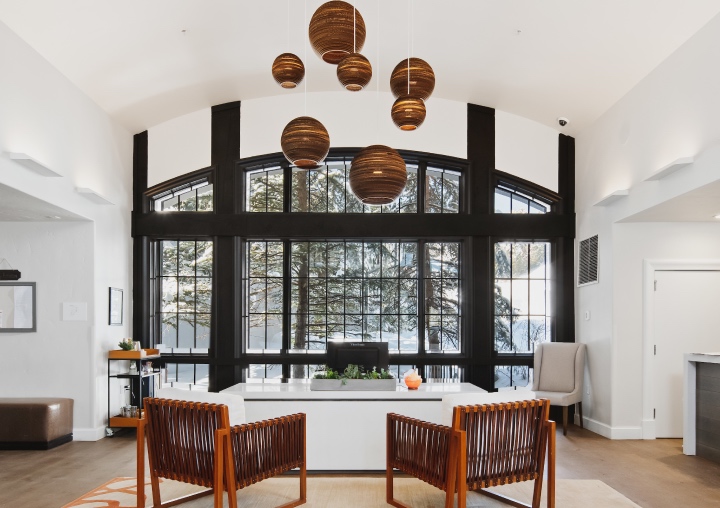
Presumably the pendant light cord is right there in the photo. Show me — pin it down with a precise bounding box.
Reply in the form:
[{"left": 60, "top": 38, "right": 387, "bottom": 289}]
[
  {"left": 407, "top": 0, "right": 410, "bottom": 96},
  {"left": 353, "top": 0, "right": 356, "bottom": 53},
  {"left": 287, "top": 0, "right": 290, "bottom": 52},
  {"left": 376, "top": 0, "right": 380, "bottom": 138}
]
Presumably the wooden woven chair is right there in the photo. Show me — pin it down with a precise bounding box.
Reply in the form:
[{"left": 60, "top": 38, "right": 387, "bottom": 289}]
[
  {"left": 137, "top": 397, "right": 306, "bottom": 508},
  {"left": 387, "top": 399, "right": 555, "bottom": 508}
]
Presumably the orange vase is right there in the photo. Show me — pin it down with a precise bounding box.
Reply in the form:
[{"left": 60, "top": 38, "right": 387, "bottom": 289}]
[{"left": 405, "top": 374, "right": 422, "bottom": 390}]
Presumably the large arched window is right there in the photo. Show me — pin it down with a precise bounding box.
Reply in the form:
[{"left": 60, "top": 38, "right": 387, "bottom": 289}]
[{"left": 132, "top": 104, "right": 576, "bottom": 392}]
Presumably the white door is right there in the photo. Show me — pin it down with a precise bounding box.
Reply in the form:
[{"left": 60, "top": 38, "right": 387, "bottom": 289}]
[{"left": 653, "top": 270, "right": 720, "bottom": 438}]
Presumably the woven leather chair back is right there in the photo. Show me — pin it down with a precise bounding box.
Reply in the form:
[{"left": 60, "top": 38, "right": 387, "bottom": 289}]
[
  {"left": 454, "top": 399, "right": 550, "bottom": 491},
  {"left": 143, "top": 398, "right": 230, "bottom": 488}
]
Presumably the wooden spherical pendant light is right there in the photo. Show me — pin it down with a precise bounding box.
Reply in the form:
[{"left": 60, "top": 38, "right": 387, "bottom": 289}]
[
  {"left": 272, "top": 53, "right": 305, "bottom": 89},
  {"left": 337, "top": 53, "right": 372, "bottom": 91},
  {"left": 390, "top": 57, "right": 435, "bottom": 101},
  {"left": 309, "top": 1, "right": 366, "bottom": 64},
  {"left": 350, "top": 145, "right": 407, "bottom": 205},
  {"left": 391, "top": 96, "right": 426, "bottom": 131},
  {"left": 281, "top": 116, "right": 330, "bottom": 169}
]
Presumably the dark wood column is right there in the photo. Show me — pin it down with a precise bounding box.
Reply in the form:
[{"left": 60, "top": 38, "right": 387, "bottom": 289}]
[
  {"left": 466, "top": 104, "right": 495, "bottom": 389},
  {"left": 210, "top": 101, "right": 242, "bottom": 391},
  {"left": 556, "top": 133, "right": 576, "bottom": 343},
  {"left": 132, "top": 131, "right": 150, "bottom": 345}
]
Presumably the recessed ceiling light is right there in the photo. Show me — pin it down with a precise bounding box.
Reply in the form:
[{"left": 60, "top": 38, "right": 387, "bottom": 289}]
[
  {"left": 713, "top": 214, "right": 720, "bottom": 220},
  {"left": 45, "top": 215, "right": 61, "bottom": 219}
]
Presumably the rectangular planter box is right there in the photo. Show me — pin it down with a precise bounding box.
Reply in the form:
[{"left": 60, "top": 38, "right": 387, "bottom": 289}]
[
  {"left": 310, "top": 379, "right": 397, "bottom": 391},
  {"left": 108, "top": 348, "right": 160, "bottom": 359}
]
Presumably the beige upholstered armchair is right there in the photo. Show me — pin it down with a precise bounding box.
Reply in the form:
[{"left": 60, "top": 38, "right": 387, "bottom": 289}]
[{"left": 532, "top": 342, "right": 586, "bottom": 435}]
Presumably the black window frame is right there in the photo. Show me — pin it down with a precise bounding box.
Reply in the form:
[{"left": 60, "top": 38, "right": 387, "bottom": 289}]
[{"left": 132, "top": 104, "right": 576, "bottom": 392}]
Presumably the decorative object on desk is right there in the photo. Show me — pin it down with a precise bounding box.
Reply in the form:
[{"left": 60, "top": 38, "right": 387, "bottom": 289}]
[
  {"left": 311, "top": 363, "right": 395, "bottom": 391},
  {"left": 108, "top": 287, "right": 123, "bottom": 325},
  {"left": 0, "top": 281, "right": 36, "bottom": 332},
  {"left": 128, "top": 361, "right": 138, "bottom": 375},
  {"left": 118, "top": 338, "right": 134, "bottom": 351},
  {"left": 403, "top": 368, "right": 422, "bottom": 390}
]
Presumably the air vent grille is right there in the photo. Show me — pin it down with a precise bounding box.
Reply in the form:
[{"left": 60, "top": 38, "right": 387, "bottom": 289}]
[{"left": 578, "top": 235, "right": 599, "bottom": 286}]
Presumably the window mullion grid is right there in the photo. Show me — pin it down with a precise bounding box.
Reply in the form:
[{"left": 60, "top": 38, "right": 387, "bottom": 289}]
[
  {"left": 417, "top": 240, "right": 426, "bottom": 356},
  {"left": 418, "top": 162, "right": 427, "bottom": 214},
  {"left": 193, "top": 240, "right": 198, "bottom": 350},
  {"left": 282, "top": 239, "right": 291, "bottom": 353}
]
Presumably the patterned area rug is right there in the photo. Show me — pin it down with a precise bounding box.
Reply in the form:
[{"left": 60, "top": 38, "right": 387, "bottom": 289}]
[{"left": 62, "top": 476, "right": 641, "bottom": 508}]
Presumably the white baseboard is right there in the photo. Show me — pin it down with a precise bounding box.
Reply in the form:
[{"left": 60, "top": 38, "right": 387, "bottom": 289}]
[
  {"left": 582, "top": 417, "right": 643, "bottom": 440},
  {"left": 73, "top": 426, "right": 106, "bottom": 441}
]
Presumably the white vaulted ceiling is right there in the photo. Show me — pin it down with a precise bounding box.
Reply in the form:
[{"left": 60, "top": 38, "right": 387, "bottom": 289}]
[{"left": 0, "top": 0, "right": 719, "bottom": 135}]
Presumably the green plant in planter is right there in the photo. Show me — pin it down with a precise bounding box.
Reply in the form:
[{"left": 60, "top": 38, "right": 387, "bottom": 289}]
[
  {"left": 313, "top": 364, "right": 394, "bottom": 383},
  {"left": 118, "top": 338, "right": 134, "bottom": 351}
]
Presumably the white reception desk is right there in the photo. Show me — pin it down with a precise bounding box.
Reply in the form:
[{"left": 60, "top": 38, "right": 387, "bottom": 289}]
[
  {"left": 221, "top": 381, "right": 485, "bottom": 471},
  {"left": 683, "top": 353, "right": 720, "bottom": 457}
]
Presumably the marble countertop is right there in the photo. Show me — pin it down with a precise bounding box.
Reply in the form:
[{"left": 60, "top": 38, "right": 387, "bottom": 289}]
[{"left": 220, "top": 381, "right": 485, "bottom": 400}]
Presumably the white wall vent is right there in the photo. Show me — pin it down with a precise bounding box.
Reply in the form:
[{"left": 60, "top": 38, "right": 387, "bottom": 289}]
[{"left": 578, "top": 235, "right": 599, "bottom": 287}]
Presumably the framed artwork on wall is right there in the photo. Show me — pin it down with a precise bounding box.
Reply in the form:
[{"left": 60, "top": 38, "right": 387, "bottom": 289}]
[
  {"left": 109, "top": 287, "right": 123, "bottom": 326},
  {"left": 0, "top": 282, "right": 36, "bottom": 332}
]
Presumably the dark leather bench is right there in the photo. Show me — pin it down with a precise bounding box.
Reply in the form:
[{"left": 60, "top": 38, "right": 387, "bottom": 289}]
[{"left": 0, "top": 398, "right": 73, "bottom": 450}]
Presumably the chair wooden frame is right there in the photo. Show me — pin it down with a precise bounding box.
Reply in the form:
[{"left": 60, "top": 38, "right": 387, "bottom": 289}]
[
  {"left": 137, "top": 397, "right": 306, "bottom": 508},
  {"left": 387, "top": 399, "right": 555, "bottom": 508}
]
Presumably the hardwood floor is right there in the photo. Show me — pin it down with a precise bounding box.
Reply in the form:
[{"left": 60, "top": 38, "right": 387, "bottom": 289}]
[{"left": 1, "top": 427, "right": 720, "bottom": 507}]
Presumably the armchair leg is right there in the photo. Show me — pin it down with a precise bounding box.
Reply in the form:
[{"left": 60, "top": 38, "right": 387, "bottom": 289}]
[
  {"left": 562, "top": 406, "right": 568, "bottom": 436},
  {"left": 578, "top": 402, "right": 584, "bottom": 430}
]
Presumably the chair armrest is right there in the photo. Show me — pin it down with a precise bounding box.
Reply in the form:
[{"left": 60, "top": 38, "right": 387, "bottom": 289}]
[{"left": 387, "top": 413, "right": 459, "bottom": 490}]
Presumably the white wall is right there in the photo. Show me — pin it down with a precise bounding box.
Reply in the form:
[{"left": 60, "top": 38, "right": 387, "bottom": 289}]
[
  {"left": 0, "top": 222, "right": 95, "bottom": 428},
  {"left": 496, "top": 110, "right": 559, "bottom": 192},
  {"left": 145, "top": 93, "right": 560, "bottom": 192},
  {"left": 148, "top": 108, "right": 211, "bottom": 188},
  {"left": 612, "top": 223, "right": 720, "bottom": 434},
  {"left": 0, "top": 20, "right": 133, "bottom": 440},
  {"left": 576, "top": 13, "right": 720, "bottom": 437}
]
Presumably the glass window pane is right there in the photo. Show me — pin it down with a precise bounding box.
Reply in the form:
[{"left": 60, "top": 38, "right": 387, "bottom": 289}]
[
  {"left": 162, "top": 277, "right": 178, "bottom": 312},
  {"left": 511, "top": 194, "right": 529, "bottom": 214},
  {"left": 495, "top": 188, "right": 511, "bottom": 213},
  {"left": 495, "top": 243, "right": 512, "bottom": 278},
  {"left": 197, "top": 184, "right": 213, "bottom": 211},
  {"left": 511, "top": 279, "right": 529, "bottom": 315},
  {"left": 178, "top": 316, "right": 195, "bottom": 348},
  {"left": 162, "top": 241, "right": 178, "bottom": 276},
  {"left": 494, "top": 241, "right": 551, "bottom": 354},
  {"left": 161, "top": 313, "right": 178, "bottom": 348},
  {"left": 178, "top": 189, "right": 196, "bottom": 211},
  {"left": 511, "top": 243, "right": 529, "bottom": 278}
]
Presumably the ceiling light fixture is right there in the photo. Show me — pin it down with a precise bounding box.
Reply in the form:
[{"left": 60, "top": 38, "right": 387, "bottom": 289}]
[
  {"left": 391, "top": 1, "right": 427, "bottom": 130},
  {"left": 272, "top": 0, "right": 305, "bottom": 88},
  {"left": 336, "top": 2, "right": 371, "bottom": 91},
  {"left": 349, "top": 145, "right": 407, "bottom": 205},
  {"left": 280, "top": 116, "right": 330, "bottom": 169},
  {"left": 280, "top": 1, "right": 331, "bottom": 170},
  {"left": 309, "top": 0, "right": 366, "bottom": 64},
  {"left": 390, "top": 57, "right": 435, "bottom": 101},
  {"left": 272, "top": 53, "right": 305, "bottom": 89},
  {"left": 391, "top": 96, "right": 425, "bottom": 130}
]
